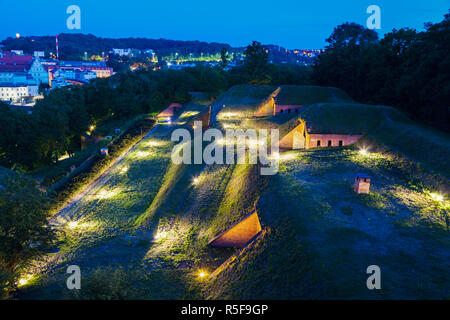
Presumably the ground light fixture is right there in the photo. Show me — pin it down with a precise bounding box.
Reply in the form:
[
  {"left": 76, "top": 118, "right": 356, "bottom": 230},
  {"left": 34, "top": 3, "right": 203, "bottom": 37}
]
[
  {"left": 153, "top": 231, "right": 168, "bottom": 241},
  {"left": 359, "top": 148, "right": 368, "bottom": 156},
  {"left": 197, "top": 270, "right": 208, "bottom": 279},
  {"left": 430, "top": 192, "right": 444, "bottom": 202},
  {"left": 67, "top": 221, "right": 79, "bottom": 229},
  {"left": 192, "top": 177, "right": 200, "bottom": 185},
  {"left": 17, "top": 274, "right": 34, "bottom": 287}
]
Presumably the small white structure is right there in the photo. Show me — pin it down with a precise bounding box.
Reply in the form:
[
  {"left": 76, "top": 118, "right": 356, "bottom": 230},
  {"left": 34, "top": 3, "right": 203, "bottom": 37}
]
[
  {"left": 100, "top": 148, "right": 109, "bottom": 156},
  {"left": 33, "top": 51, "right": 45, "bottom": 58},
  {"left": 354, "top": 173, "right": 371, "bottom": 194}
]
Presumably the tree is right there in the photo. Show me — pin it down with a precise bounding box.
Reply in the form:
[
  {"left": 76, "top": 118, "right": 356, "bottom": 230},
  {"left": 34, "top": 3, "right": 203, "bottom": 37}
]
[
  {"left": 325, "top": 22, "right": 378, "bottom": 49},
  {"left": 313, "top": 14, "right": 450, "bottom": 132},
  {"left": 242, "top": 41, "right": 271, "bottom": 84},
  {"left": 220, "top": 47, "right": 229, "bottom": 68},
  {"left": 0, "top": 171, "right": 54, "bottom": 273}
]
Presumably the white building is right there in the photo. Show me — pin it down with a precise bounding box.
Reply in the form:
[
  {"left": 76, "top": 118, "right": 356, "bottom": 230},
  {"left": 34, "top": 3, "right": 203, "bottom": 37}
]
[
  {"left": 111, "top": 48, "right": 141, "bottom": 57},
  {"left": 33, "top": 51, "right": 45, "bottom": 58},
  {"left": 0, "top": 84, "right": 38, "bottom": 102}
]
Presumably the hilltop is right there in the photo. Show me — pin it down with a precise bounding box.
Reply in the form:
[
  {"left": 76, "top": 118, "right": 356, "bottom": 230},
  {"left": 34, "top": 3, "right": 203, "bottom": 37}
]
[
  {"left": 1, "top": 33, "right": 234, "bottom": 60},
  {"left": 216, "top": 84, "right": 352, "bottom": 119}
]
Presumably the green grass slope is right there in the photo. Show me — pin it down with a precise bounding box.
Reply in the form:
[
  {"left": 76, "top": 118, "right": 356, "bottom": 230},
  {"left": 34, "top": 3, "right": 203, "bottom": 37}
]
[
  {"left": 205, "top": 148, "right": 450, "bottom": 299},
  {"left": 215, "top": 84, "right": 352, "bottom": 118}
]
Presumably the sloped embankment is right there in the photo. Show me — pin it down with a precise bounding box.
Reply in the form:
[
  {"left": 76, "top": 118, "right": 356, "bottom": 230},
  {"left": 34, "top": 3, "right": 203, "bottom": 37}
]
[{"left": 135, "top": 152, "right": 269, "bottom": 282}]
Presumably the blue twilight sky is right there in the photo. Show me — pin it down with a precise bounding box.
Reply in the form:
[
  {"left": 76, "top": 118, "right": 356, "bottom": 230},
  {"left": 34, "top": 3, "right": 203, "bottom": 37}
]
[{"left": 0, "top": 0, "right": 448, "bottom": 49}]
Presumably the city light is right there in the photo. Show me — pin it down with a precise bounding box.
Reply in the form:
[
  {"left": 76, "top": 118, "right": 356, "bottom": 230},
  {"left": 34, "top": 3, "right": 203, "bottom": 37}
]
[
  {"left": 120, "top": 166, "right": 128, "bottom": 174},
  {"left": 192, "top": 177, "right": 199, "bottom": 185}
]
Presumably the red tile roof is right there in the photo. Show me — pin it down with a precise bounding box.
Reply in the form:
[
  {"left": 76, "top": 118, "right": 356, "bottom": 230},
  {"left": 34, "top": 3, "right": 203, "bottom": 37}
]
[{"left": 0, "top": 52, "right": 33, "bottom": 73}]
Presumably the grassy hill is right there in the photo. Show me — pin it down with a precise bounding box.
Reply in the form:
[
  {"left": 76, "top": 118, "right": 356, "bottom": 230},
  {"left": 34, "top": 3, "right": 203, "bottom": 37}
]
[
  {"left": 215, "top": 84, "right": 352, "bottom": 119},
  {"left": 205, "top": 147, "right": 450, "bottom": 299},
  {"left": 16, "top": 87, "right": 450, "bottom": 300}
]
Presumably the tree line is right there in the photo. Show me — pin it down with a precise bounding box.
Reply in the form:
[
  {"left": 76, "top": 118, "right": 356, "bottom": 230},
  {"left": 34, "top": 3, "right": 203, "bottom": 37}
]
[
  {"left": 312, "top": 11, "right": 450, "bottom": 131},
  {"left": 0, "top": 55, "right": 312, "bottom": 171},
  {"left": 1, "top": 33, "right": 234, "bottom": 61}
]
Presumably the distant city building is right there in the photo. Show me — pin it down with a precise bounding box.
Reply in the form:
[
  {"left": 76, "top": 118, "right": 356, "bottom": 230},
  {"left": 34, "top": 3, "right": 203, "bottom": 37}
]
[
  {"left": 10, "top": 50, "right": 23, "bottom": 55},
  {"left": 49, "top": 68, "right": 97, "bottom": 88},
  {"left": 0, "top": 51, "right": 49, "bottom": 86},
  {"left": 111, "top": 48, "right": 142, "bottom": 57},
  {"left": 42, "top": 60, "right": 113, "bottom": 87},
  {"left": 0, "top": 83, "right": 38, "bottom": 102},
  {"left": 33, "top": 51, "right": 45, "bottom": 58}
]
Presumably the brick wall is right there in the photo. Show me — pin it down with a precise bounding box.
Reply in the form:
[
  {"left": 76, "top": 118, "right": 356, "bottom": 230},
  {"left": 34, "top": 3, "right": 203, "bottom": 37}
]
[{"left": 308, "top": 134, "right": 362, "bottom": 149}]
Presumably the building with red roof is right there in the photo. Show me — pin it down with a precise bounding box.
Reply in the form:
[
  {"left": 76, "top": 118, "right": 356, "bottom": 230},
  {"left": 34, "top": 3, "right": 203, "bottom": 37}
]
[{"left": 0, "top": 51, "right": 49, "bottom": 86}]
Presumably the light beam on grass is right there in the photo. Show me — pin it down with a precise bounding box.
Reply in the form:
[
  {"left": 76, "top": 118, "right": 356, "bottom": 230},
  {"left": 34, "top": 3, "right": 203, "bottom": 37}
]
[
  {"left": 153, "top": 231, "right": 168, "bottom": 241},
  {"left": 279, "top": 152, "right": 297, "bottom": 161},
  {"left": 94, "top": 188, "right": 122, "bottom": 200},
  {"left": 270, "top": 152, "right": 280, "bottom": 160},
  {"left": 430, "top": 192, "right": 444, "bottom": 202},
  {"left": 135, "top": 150, "right": 151, "bottom": 159},
  {"left": 67, "top": 221, "right": 79, "bottom": 229},
  {"left": 359, "top": 148, "right": 368, "bottom": 156},
  {"left": 218, "top": 112, "right": 238, "bottom": 120},
  {"left": 17, "top": 274, "right": 35, "bottom": 288}
]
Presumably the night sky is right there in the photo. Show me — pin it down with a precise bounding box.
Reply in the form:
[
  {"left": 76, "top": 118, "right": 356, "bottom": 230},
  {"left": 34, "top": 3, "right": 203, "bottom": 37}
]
[{"left": 0, "top": 0, "right": 448, "bottom": 48}]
